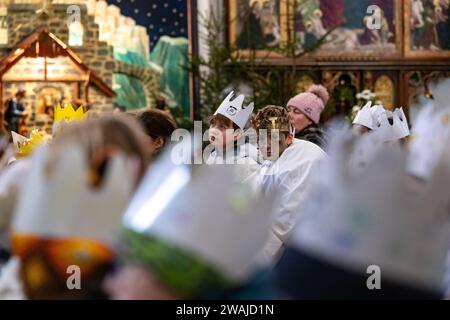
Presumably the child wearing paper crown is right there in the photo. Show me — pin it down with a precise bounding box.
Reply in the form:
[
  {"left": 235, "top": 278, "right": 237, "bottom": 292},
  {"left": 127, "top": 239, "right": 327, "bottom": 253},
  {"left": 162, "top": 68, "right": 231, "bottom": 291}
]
[
  {"left": 9, "top": 114, "right": 147, "bottom": 299},
  {"left": 206, "top": 91, "right": 260, "bottom": 182},
  {"left": 287, "top": 84, "right": 329, "bottom": 149},
  {"left": 352, "top": 102, "right": 410, "bottom": 143},
  {"left": 248, "top": 105, "right": 326, "bottom": 265}
]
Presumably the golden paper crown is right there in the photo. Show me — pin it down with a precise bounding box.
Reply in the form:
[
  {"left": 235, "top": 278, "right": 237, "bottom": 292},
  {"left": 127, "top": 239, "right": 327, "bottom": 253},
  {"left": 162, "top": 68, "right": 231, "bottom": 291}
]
[
  {"left": 255, "top": 116, "right": 291, "bottom": 132},
  {"left": 54, "top": 103, "right": 88, "bottom": 123},
  {"left": 12, "top": 130, "right": 48, "bottom": 158}
]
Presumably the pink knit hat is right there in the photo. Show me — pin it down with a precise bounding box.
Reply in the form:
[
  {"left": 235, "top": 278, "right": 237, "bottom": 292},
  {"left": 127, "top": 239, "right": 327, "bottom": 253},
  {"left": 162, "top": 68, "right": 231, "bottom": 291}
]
[{"left": 287, "top": 85, "right": 329, "bottom": 124}]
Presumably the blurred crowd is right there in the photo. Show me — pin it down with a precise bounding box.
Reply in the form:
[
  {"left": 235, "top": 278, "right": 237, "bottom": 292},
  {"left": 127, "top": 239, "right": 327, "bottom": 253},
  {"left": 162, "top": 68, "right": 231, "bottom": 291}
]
[{"left": 1, "top": 79, "right": 450, "bottom": 300}]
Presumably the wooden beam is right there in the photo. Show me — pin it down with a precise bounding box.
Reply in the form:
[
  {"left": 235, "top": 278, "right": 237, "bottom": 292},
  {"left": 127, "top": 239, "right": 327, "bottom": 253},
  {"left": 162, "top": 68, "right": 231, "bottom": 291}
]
[
  {"left": 85, "top": 71, "right": 90, "bottom": 103},
  {"left": 2, "top": 77, "right": 85, "bottom": 82},
  {"left": 75, "top": 82, "right": 81, "bottom": 100}
]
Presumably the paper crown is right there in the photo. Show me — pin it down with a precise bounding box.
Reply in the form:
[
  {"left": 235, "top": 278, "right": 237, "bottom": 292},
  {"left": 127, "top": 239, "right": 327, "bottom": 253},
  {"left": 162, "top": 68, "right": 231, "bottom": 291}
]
[
  {"left": 214, "top": 91, "right": 254, "bottom": 129},
  {"left": 353, "top": 102, "right": 410, "bottom": 142},
  {"left": 54, "top": 103, "right": 88, "bottom": 124},
  {"left": 12, "top": 145, "right": 135, "bottom": 246},
  {"left": 258, "top": 116, "right": 292, "bottom": 132},
  {"left": 352, "top": 101, "right": 377, "bottom": 129},
  {"left": 11, "top": 130, "right": 48, "bottom": 158},
  {"left": 122, "top": 141, "right": 276, "bottom": 291},
  {"left": 286, "top": 129, "right": 450, "bottom": 292},
  {"left": 407, "top": 80, "right": 450, "bottom": 180}
]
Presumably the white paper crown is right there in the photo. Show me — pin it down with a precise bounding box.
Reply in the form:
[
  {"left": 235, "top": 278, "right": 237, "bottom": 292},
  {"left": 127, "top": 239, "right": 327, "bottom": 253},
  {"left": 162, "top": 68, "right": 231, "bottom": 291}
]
[
  {"left": 288, "top": 129, "right": 450, "bottom": 291},
  {"left": 214, "top": 91, "right": 254, "bottom": 129},
  {"left": 12, "top": 145, "right": 135, "bottom": 246},
  {"left": 353, "top": 101, "right": 376, "bottom": 129},
  {"left": 353, "top": 102, "right": 410, "bottom": 142},
  {"left": 407, "top": 79, "right": 450, "bottom": 180},
  {"left": 378, "top": 107, "right": 410, "bottom": 141},
  {"left": 123, "top": 141, "right": 277, "bottom": 283}
]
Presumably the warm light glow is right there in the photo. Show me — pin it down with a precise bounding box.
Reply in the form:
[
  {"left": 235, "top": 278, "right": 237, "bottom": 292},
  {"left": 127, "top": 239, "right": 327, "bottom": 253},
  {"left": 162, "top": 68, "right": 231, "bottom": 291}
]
[
  {"left": 2, "top": 56, "right": 85, "bottom": 82},
  {"left": 14, "top": 48, "right": 24, "bottom": 56}
]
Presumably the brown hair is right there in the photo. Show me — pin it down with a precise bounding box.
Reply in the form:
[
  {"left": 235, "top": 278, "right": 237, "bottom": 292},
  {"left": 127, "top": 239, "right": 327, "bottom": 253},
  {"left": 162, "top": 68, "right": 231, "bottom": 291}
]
[
  {"left": 16, "top": 89, "right": 26, "bottom": 99},
  {"left": 136, "top": 109, "right": 178, "bottom": 143},
  {"left": 208, "top": 113, "right": 239, "bottom": 130},
  {"left": 48, "top": 114, "right": 148, "bottom": 183}
]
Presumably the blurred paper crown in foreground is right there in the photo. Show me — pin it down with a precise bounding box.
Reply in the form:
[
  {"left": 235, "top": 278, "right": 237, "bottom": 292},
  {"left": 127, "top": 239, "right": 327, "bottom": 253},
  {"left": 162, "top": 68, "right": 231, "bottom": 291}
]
[
  {"left": 11, "top": 144, "right": 136, "bottom": 298},
  {"left": 286, "top": 128, "right": 450, "bottom": 293},
  {"left": 122, "top": 139, "right": 277, "bottom": 297},
  {"left": 407, "top": 79, "right": 450, "bottom": 181},
  {"left": 12, "top": 145, "right": 134, "bottom": 246}
]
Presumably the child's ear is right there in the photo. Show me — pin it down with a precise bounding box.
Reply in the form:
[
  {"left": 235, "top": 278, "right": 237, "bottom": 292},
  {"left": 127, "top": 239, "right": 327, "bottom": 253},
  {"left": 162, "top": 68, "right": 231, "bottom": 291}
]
[
  {"left": 286, "top": 133, "right": 293, "bottom": 145},
  {"left": 154, "top": 136, "right": 165, "bottom": 150}
]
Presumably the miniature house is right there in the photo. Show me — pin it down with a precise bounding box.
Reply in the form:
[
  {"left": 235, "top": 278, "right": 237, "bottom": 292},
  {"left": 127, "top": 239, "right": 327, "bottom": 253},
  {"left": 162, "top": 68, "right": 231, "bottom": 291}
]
[{"left": 0, "top": 0, "right": 161, "bottom": 134}]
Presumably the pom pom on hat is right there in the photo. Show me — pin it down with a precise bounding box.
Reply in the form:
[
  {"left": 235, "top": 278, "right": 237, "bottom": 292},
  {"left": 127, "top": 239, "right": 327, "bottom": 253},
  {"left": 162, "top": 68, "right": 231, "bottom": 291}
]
[{"left": 307, "top": 84, "right": 329, "bottom": 106}]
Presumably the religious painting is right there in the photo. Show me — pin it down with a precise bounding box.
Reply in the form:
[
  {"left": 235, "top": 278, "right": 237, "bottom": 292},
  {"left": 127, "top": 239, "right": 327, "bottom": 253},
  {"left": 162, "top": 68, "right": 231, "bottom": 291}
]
[
  {"left": 292, "top": 0, "right": 402, "bottom": 58},
  {"left": 405, "top": 0, "right": 450, "bottom": 58},
  {"left": 228, "top": 0, "right": 288, "bottom": 56}
]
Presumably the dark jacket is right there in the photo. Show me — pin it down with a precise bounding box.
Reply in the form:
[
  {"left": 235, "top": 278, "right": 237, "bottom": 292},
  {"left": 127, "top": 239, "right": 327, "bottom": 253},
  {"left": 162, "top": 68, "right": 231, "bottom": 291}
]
[
  {"left": 5, "top": 99, "right": 25, "bottom": 121},
  {"left": 295, "top": 124, "right": 327, "bottom": 149}
]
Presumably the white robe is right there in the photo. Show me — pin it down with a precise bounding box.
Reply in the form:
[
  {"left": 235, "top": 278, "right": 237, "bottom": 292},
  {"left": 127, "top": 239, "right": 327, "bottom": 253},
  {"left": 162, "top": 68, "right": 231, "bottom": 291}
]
[
  {"left": 206, "top": 142, "right": 261, "bottom": 182},
  {"left": 249, "top": 139, "right": 327, "bottom": 265}
]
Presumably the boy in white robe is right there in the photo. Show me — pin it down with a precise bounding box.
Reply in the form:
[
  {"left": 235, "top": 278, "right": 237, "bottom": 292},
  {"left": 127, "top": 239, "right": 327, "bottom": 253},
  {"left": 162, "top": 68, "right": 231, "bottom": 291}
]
[{"left": 249, "top": 105, "right": 326, "bottom": 264}]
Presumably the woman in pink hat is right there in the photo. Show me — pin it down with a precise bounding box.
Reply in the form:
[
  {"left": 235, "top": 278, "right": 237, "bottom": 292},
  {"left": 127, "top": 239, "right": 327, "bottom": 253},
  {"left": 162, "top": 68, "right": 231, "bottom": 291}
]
[{"left": 287, "top": 84, "right": 329, "bottom": 149}]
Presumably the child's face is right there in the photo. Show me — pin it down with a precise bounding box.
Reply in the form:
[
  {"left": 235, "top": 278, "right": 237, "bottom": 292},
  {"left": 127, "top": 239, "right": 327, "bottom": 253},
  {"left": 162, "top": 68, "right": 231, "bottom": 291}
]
[
  {"left": 257, "top": 129, "right": 292, "bottom": 161},
  {"left": 209, "top": 120, "right": 239, "bottom": 149}
]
